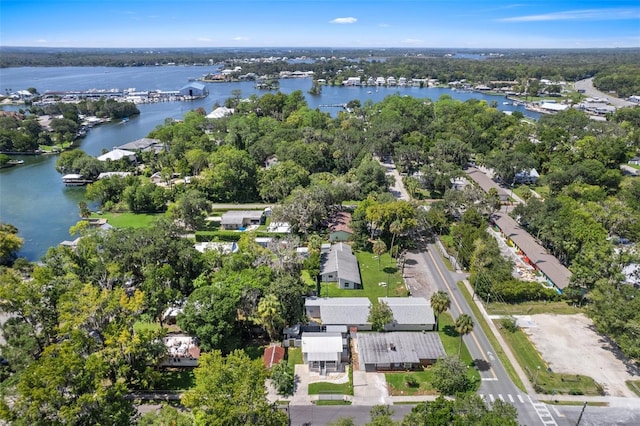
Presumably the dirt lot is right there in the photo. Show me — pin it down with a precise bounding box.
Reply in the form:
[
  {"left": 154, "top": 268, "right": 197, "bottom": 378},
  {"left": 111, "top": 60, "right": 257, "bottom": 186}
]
[{"left": 522, "top": 313, "right": 639, "bottom": 397}]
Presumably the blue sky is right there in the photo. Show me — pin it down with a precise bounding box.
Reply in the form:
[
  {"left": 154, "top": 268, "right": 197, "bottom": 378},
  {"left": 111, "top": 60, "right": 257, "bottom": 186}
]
[{"left": 1, "top": 0, "right": 638, "bottom": 48}]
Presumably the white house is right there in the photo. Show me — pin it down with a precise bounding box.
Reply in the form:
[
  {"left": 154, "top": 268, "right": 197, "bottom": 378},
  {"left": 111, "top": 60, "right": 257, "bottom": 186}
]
[
  {"left": 301, "top": 332, "right": 345, "bottom": 373},
  {"left": 319, "top": 243, "right": 362, "bottom": 289},
  {"left": 97, "top": 148, "right": 136, "bottom": 162}
]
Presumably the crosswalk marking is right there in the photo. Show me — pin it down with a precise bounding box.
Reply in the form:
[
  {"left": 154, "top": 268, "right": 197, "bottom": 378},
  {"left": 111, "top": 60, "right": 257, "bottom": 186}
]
[
  {"left": 508, "top": 394, "right": 514, "bottom": 402},
  {"left": 480, "top": 393, "right": 529, "bottom": 404},
  {"left": 498, "top": 394, "right": 505, "bottom": 401},
  {"left": 489, "top": 394, "right": 495, "bottom": 403},
  {"left": 517, "top": 394, "right": 524, "bottom": 403}
]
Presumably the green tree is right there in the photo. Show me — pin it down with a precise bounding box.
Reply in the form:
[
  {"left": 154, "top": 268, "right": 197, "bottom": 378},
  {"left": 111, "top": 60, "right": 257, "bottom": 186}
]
[
  {"left": 431, "top": 355, "right": 471, "bottom": 395},
  {"left": 181, "top": 350, "right": 288, "bottom": 426},
  {"left": 256, "top": 294, "right": 285, "bottom": 342},
  {"left": 455, "top": 314, "right": 474, "bottom": 355},
  {"left": 368, "top": 300, "right": 394, "bottom": 332},
  {"left": 430, "top": 291, "right": 451, "bottom": 331},
  {"left": 373, "top": 239, "right": 387, "bottom": 271},
  {"left": 178, "top": 284, "right": 242, "bottom": 353},
  {"left": 139, "top": 404, "right": 194, "bottom": 426},
  {"left": 270, "top": 360, "right": 295, "bottom": 396},
  {"left": 170, "top": 189, "right": 209, "bottom": 231},
  {"left": 0, "top": 223, "right": 23, "bottom": 266},
  {"left": 258, "top": 160, "right": 310, "bottom": 202}
]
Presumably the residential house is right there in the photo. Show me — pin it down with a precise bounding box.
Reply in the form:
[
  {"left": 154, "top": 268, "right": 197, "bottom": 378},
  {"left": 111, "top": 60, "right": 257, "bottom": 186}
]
[
  {"left": 160, "top": 334, "right": 200, "bottom": 367},
  {"left": 514, "top": 168, "right": 540, "bottom": 185},
  {"left": 379, "top": 297, "right": 436, "bottom": 331},
  {"left": 97, "top": 148, "right": 136, "bottom": 162},
  {"left": 328, "top": 212, "right": 353, "bottom": 242},
  {"left": 301, "top": 332, "right": 345, "bottom": 373},
  {"left": 629, "top": 157, "right": 640, "bottom": 166},
  {"left": 118, "top": 137, "right": 164, "bottom": 154},
  {"left": 357, "top": 332, "right": 446, "bottom": 372},
  {"left": 319, "top": 243, "right": 362, "bottom": 289},
  {"left": 220, "top": 210, "right": 265, "bottom": 230},
  {"left": 206, "top": 106, "right": 234, "bottom": 119},
  {"left": 305, "top": 297, "right": 372, "bottom": 331},
  {"left": 263, "top": 344, "right": 285, "bottom": 369}
]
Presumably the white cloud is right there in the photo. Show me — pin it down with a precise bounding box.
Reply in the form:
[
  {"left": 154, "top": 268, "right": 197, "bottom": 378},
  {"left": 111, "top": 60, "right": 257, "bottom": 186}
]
[
  {"left": 401, "top": 38, "right": 422, "bottom": 44},
  {"left": 378, "top": 23, "right": 390, "bottom": 27},
  {"left": 330, "top": 17, "right": 357, "bottom": 24},
  {"left": 232, "top": 36, "right": 250, "bottom": 41},
  {"left": 499, "top": 8, "right": 640, "bottom": 22},
  {"left": 195, "top": 37, "right": 212, "bottom": 42},
  {"left": 35, "top": 39, "right": 48, "bottom": 43}
]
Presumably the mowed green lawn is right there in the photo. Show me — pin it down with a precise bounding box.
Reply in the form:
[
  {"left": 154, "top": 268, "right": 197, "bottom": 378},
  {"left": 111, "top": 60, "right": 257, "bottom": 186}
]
[
  {"left": 386, "top": 312, "right": 480, "bottom": 395},
  {"left": 320, "top": 250, "right": 407, "bottom": 303},
  {"left": 91, "top": 212, "right": 162, "bottom": 228}
]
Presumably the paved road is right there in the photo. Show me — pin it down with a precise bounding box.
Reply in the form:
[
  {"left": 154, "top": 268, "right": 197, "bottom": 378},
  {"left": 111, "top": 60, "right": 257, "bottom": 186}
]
[
  {"left": 574, "top": 78, "right": 635, "bottom": 108},
  {"left": 418, "top": 242, "right": 547, "bottom": 426},
  {"left": 290, "top": 405, "right": 414, "bottom": 425}
]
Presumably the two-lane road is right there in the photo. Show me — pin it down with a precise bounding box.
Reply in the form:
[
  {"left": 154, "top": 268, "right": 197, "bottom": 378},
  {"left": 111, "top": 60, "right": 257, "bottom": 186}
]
[{"left": 419, "top": 242, "right": 553, "bottom": 426}]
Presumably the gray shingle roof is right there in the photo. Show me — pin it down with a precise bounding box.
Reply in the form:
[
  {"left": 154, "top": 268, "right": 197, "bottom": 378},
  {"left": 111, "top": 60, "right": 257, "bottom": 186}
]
[
  {"left": 220, "top": 210, "right": 264, "bottom": 225},
  {"left": 118, "top": 137, "right": 163, "bottom": 152},
  {"left": 465, "top": 166, "right": 510, "bottom": 199},
  {"left": 378, "top": 297, "right": 435, "bottom": 326},
  {"left": 320, "top": 243, "right": 361, "bottom": 284},
  {"left": 305, "top": 297, "right": 371, "bottom": 325},
  {"left": 358, "top": 332, "right": 446, "bottom": 365}
]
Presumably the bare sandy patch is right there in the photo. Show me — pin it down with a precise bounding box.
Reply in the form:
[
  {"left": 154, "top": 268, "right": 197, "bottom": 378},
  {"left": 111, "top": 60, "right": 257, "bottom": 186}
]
[{"left": 522, "top": 313, "right": 639, "bottom": 397}]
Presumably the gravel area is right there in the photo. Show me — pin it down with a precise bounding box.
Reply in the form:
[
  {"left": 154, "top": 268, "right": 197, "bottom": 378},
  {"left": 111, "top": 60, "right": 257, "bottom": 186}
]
[{"left": 522, "top": 313, "right": 639, "bottom": 397}]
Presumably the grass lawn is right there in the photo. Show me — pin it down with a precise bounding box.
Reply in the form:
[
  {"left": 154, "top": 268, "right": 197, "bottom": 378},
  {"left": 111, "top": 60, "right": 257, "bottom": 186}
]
[
  {"left": 532, "top": 185, "right": 550, "bottom": 198},
  {"left": 91, "top": 212, "right": 161, "bottom": 228},
  {"left": 457, "top": 281, "right": 526, "bottom": 392},
  {"left": 626, "top": 380, "right": 640, "bottom": 397},
  {"left": 319, "top": 251, "right": 407, "bottom": 302},
  {"left": 133, "top": 321, "right": 162, "bottom": 333},
  {"left": 497, "top": 325, "right": 603, "bottom": 396},
  {"left": 301, "top": 270, "right": 316, "bottom": 288},
  {"left": 542, "top": 400, "right": 608, "bottom": 407},
  {"left": 386, "top": 369, "right": 437, "bottom": 396},
  {"left": 153, "top": 369, "right": 195, "bottom": 391},
  {"left": 438, "top": 312, "right": 480, "bottom": 388},
  {"left": 314, "top": 400, "right": 352, "bottom": 405},
  {"left": 486, "top": 301, "right": 583, "bottom": 316},
  {"left": 308, "top": 380, "right": 353, "bottom": 395},
  {"left": 287, "top": 347, "right": 303, "bottom": 367}
]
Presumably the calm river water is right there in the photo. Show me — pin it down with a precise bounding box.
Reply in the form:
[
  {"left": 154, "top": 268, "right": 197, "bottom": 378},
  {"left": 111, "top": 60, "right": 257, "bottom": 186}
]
[{"left": 0, "top": 66, "right": 539, "bottom": 260}]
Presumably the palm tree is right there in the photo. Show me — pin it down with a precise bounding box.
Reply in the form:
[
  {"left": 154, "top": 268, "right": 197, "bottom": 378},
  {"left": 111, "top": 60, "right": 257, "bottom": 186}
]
[
  {"left": 430, "top": 291, "right": 451, "bottom": 331},
  {"left": 373, "top": 239, "right": 387, "bottom": 271},
  {"left": 389, "top": 220, "right": 402, "bottom": 260},
  {"left": 256, "top": 294, "right": 284, "bottom": 342},
  {"left": 455, "top": 313, "right": 474, "bottom": 355}
]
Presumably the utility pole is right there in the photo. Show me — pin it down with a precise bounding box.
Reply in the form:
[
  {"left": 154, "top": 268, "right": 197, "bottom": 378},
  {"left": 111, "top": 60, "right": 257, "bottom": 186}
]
[{"left": 575, "top": 401, "right": 587, "bottom": 426}]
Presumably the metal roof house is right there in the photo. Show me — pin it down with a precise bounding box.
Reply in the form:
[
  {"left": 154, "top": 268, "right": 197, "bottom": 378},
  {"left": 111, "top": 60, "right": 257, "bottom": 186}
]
[
  {"left": 97, "top": 148, "right": 136, "bottom": 162},
  {"left": 118, "top": 137, "right": 164, "bottom": 153},
  {"left": 305, "top": 297, "right": 372, "bottom": 331},
  {"left": 379, "top": 297, "right": 436, "bottom": 331},
  {"left": 220, "top": 210, "right": 265, "bottom": 230},
  {"left": 320, "top": 243, "right": 362, "bottom": 289},
  {"left": 302, "top": 332, "right": 345, "bottom": 373},
  {"left": 358, "top": 332, "right": 446, "bottom": 372}
]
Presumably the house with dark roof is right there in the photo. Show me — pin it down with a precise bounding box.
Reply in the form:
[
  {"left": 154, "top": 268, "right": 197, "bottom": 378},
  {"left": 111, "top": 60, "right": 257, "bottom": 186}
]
[
  {"left": 320, "top": 243, "right": 362, "bottom": 289},
  {"left": 379, "top": 297, "right": 436, "bottom": 331},
  {"left": 358, "top": 332, "right": 446, "bottom": 372},
  {"left": 328, "top": 212, "right": 353, "bottom": 242},
  {"left": 118, "top": 137, "right": 164, "bottom": 153}
]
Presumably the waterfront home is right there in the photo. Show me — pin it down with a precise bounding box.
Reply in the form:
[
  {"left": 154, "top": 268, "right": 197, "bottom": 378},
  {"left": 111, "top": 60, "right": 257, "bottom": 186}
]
[
  {"left": 97, "top": 148, "right": 136, "bottom": 162},
  {"left": 206, "top": 106, "right": 234, "bottom": 119},
  {"left": 118, "top": 137, "right": 164, "bottom": 153}
]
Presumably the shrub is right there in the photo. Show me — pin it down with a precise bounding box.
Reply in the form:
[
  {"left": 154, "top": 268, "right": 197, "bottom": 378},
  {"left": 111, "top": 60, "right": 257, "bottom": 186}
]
[{"left": 404, "top": 374, "right": 418, "bottom": 388}]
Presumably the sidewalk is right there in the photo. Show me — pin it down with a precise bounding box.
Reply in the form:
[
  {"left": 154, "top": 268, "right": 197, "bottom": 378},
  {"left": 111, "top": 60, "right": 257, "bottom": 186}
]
[{"left": 461, "top": 279, "right": 537, "bottom": 397}]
